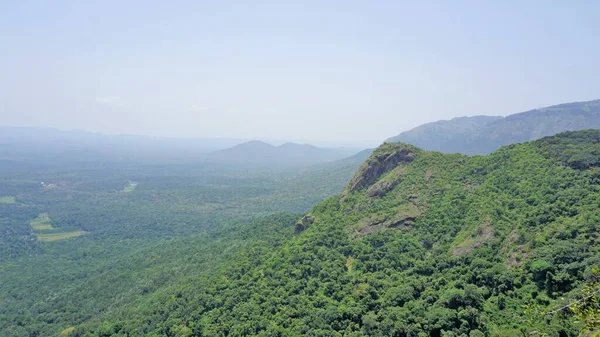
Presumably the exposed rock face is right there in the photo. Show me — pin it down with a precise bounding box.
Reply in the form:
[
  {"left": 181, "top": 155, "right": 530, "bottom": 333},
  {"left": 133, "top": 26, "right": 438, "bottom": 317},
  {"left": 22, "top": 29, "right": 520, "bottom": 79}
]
[
  {"left": 366, "top": 180, "right": 397, "bottom": 198},
  {"left": 358, "top": 215, "right": 416, "bottom": 236},
  {"left": 355, "top": 201, "right": 422, "bottom": 237},
  {"left": 348, "top": 144, "right": 416, "bottom": 192},
  {"left": 295, "top": 215, "right": 314, "bottom": 234}
]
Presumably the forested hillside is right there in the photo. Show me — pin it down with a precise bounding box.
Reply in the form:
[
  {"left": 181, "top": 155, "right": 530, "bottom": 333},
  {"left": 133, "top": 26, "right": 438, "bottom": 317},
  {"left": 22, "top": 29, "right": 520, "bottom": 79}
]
[
  {"left": 387, "top": 99, "right": 600, "bottom": 155},
  {"left": 64, "top": 130, "right": 600, "bottom": 336}
]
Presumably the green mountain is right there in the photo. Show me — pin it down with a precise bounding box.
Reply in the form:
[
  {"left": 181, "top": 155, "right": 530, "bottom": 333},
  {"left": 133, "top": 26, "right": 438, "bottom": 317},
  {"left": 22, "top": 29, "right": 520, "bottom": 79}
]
[
  {"left": 80, "top": 130, "right": 599, "bottom": 336},
  {"left": 387, "top": 99, "right": 600, "bottom": 155}
]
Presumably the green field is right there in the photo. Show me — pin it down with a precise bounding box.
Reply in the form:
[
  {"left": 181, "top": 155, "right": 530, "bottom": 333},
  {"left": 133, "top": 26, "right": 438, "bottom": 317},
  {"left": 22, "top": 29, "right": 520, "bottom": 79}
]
[
  {"left": 0, "top": 196, "right": 16, "bottom": 204},
  {"left": 36, "top": 231, "right": 87, "bottom": 242},
  {"left": 123, "top": 181, "right": 138, "bottom": 193},
  {"left": 30, "top": 213, "right": 87, "bottom": 241},
  {"left": 30, "top": 213, "right": 54, "bottom": 230}
]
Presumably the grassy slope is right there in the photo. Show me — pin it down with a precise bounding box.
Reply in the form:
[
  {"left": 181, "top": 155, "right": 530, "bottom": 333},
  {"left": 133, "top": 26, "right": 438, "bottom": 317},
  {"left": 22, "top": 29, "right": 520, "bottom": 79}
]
[{"left": 0, "top": 196, "right": 16, "bottom": 204}]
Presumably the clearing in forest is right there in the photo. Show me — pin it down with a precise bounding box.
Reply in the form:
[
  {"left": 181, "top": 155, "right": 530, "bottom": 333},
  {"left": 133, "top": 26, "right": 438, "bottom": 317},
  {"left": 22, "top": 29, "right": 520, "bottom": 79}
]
[
  {"left": 123, "top": 181, "right": 138, "bottom": 193},
  {"left": 30, "top": 213, "right": 87, "bottom": 242},
  {"left": 30, "top": 213, "right": 54, "bottom": 230},
  {"left": 0, "top": 196, "right": 16, "bottom": 204},
  {"left": 36, "top": 231, "right": 87, "bottom": 242}
]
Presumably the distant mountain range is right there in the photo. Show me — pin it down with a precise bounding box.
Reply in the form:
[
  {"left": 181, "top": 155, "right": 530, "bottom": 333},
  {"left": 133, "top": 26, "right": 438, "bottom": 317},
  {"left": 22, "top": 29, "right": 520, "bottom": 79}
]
[
  {"left": 5, "top": 98, "right": 599, "bottom": 166},
  {"left": 387, "top": 99, "right": 600, "bottom": 155},
  {"left": 0, "top": 126, "right": 363, "bottom": 169},
  {"left": 206, "top": 140, "right": 359, "bottom": 167},
  {"left": 0, "top": 126, "right": 245, "bottom": 164}
]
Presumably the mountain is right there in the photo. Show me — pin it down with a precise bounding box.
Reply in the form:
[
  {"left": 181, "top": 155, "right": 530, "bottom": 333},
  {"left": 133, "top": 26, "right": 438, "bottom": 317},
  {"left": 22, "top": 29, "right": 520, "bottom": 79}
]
[
  {"left": 87, "top": 130, "right": 599, "bottom": 336},
  {"left": 206, "top": 140, "right": 360, "bottom": 167},
  {"left": 387, "top": 99, "right": 600, "bottom": 155}
]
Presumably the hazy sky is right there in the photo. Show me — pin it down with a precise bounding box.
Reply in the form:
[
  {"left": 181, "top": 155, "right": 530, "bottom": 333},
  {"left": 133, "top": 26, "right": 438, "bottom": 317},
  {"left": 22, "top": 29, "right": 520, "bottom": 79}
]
[{"left": 1, "top": 1, "right": 599, "bottom": 147}]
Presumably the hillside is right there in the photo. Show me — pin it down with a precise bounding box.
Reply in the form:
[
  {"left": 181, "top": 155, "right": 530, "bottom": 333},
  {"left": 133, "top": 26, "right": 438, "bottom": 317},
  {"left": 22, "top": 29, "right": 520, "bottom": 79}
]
[
  {"left": 77, "top": 130, "right": 600, "bottom": 336},
  {"left": 207, "top": 140, "right": 359, "bottom": 167},
  {"left": 387, "top": 99, "right": 600, "bottom": 155}
]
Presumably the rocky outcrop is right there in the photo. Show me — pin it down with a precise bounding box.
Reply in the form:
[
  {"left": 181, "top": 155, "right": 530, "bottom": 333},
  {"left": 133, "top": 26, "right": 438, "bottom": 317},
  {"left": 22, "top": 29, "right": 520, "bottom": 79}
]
[
  {"left": 347, "top": 144, "right": 416, "bottom": 193},
  {"left": 357, "top": 215, "right": 416, "bottom": 237},
  {"left": 295, "top": 215, "right": 314, "bottom": 234},
  {"left": 355, "top": 201, "right": 422, "bottom": 237},
  {"left": 366, "top": 180, "right": 397, "bottom": 198}
]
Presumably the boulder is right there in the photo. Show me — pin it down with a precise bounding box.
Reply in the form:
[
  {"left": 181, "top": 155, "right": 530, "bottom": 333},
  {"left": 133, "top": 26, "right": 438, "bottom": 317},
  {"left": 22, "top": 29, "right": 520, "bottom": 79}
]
[{"left": 295, "top": 215, "right": 315, "bottom": 234}]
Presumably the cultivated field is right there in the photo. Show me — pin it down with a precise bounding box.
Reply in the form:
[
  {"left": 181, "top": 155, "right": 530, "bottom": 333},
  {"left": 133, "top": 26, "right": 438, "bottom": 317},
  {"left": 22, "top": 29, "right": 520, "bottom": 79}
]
[
  {"left": 36, "top": 231, "right": 87, "bottom": 242},
  {"left": 123, "top": 181, "right": 138, "bottom": 193},
  {"left": 30, "top": 213, "right": 54, "bottom": 230},
  {"left": 30, "top": 213, "right": 87, "bottom": 241},
  {"left": 0, "top": 196, "right": 16, "bottom": 204}
]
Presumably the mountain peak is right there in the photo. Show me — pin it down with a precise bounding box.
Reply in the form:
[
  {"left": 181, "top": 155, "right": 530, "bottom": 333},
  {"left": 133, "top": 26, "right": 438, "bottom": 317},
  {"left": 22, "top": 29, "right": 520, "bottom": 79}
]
[
  {"left": 346, "top": 142, "right": 418, "bottom": 193},
  {"left": 236, "top": 140, "right": 275, "bottom": 148}
]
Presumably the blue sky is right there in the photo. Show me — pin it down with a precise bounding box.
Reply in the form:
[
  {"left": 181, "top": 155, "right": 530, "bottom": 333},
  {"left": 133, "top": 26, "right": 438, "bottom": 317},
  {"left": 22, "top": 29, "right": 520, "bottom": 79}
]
[{"left": 1, "top": 1, "right": 599, "bottom": 146}]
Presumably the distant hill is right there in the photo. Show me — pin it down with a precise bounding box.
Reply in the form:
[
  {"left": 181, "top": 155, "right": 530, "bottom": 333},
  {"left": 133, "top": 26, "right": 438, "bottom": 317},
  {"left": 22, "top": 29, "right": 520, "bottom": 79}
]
[
  {"left": 0, "top": 126, "right": 365, "bottom": 171},
  {"left": 206, "top": 140, "right": 360, "bottom": 167},
  {"left": 387, "top": 99, "right": 600, "bottom": 155}
]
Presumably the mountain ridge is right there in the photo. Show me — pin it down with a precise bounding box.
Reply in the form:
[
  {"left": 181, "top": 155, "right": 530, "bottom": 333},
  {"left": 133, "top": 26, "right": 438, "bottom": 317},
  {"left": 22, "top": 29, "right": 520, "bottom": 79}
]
[
  {"left": 387, "top": 99, "right": 600, "bottom": 155},
  {"left": 206, "top": 140, "right": 360, "bottom": 167}
]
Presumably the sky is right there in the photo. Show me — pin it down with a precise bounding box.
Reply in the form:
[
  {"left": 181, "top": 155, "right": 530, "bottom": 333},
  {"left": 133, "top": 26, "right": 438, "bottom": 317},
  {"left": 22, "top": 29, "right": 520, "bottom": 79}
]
[{"left": 1, "top": 1, "right": 599, "bottom": 147}]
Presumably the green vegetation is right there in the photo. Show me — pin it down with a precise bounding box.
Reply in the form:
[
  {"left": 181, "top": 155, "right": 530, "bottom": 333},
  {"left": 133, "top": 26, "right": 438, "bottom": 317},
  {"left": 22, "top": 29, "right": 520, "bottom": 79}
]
[
  {"left": 29, "top": 212, "right": 53, "bottom": 230},
  {"left": 1, "top": 130, "right": 599, "bottom": 336},
  {"left": 36, "top": 230, "right": 87, "bottom": 242},
  {"left": 29, "top": 212, "right": 87, "bottom": 242},
  {"left": 66, "top": 130, "right": 596, "bottom": 336},
  {"left": 0, "top": 196, "right": 16, "bottom": 203},
  {"left": 0, "top": 145, "right": 363, "bottom": 336}
]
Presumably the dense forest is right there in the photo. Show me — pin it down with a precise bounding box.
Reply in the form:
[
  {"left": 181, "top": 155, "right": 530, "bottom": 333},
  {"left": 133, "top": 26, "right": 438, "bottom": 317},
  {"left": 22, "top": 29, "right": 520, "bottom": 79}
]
[
  {"left": 2, "top": 130, "right": 597, "bottom": 336},
  {"left": 0, "top": 145, "right": 364, "bottom": 336},
  {"left": 2, "top": 130, "right": 599, "bottom": 336},
  {"left": 88, "top": 130, "right": 597, "bottom": 337},
  {"left": 3, "top": 0, "right": 599, "bottom": 335}
]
